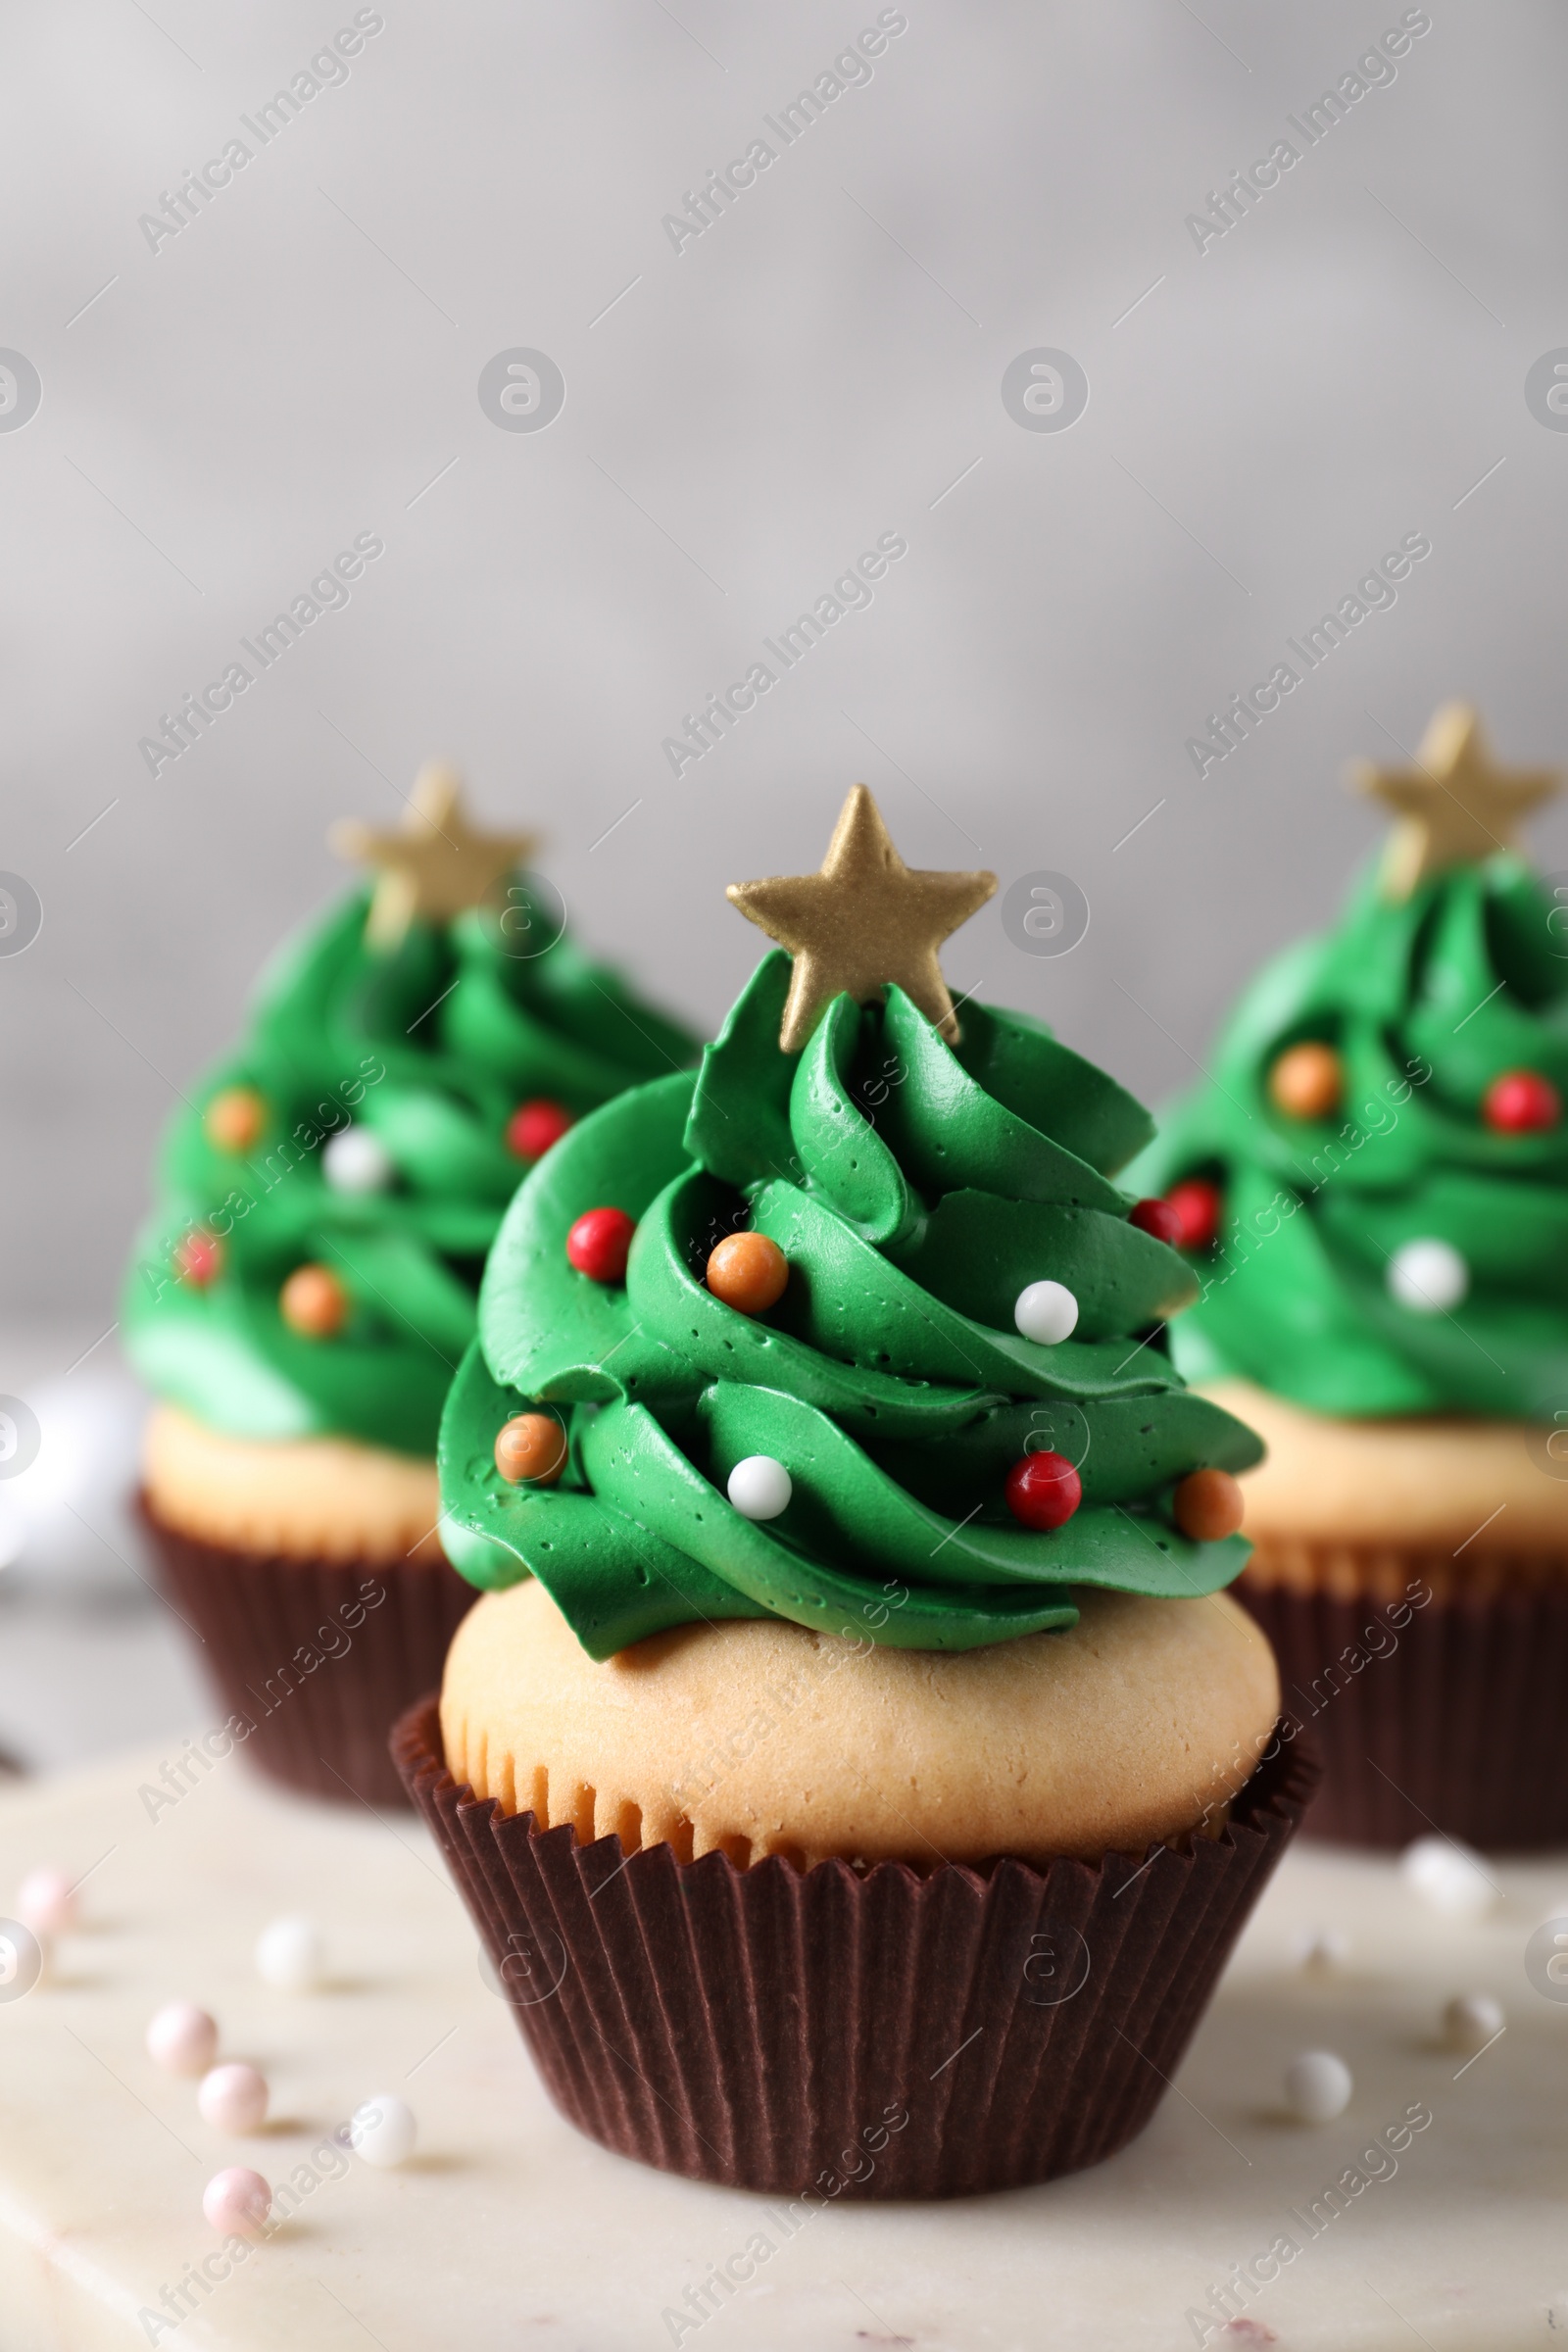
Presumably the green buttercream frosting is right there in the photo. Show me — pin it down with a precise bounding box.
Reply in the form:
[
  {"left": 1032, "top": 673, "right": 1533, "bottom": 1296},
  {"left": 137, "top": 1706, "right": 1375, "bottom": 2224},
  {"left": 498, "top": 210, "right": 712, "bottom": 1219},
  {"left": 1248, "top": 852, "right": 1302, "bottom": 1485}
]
[
  {"left": 122, "top": 880, "right": 698, "bottom": 1455},
  {"left": 440, "top": 951, "right": 1262, "bottom": 1656},
  {"left": 1131, "top": 854, "right": 1568, "bottom": 1418}
]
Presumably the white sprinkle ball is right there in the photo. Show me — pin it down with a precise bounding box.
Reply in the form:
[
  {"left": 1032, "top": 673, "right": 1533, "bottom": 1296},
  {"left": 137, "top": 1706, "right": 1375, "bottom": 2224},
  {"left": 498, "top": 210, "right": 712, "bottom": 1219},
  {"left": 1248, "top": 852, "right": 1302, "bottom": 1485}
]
[
  {"left": 322, "top": 1127, "right": 395, "bottom": 1196},
  {"left": 255, "top": 1915, "right": 325, "bottom": 1991},
  {"left": 146, "top": 2001, "right": 219, "bottom": 2077},
  {"left": 17, "top": 1867, "right": 76, "bottom": 1937},
  {"left": 1401, "top": 1836, "right": 1497, "bottom": 1920},
  {"left": 1292, "top": 1926, "right": 1350, "bottom": 1976},
  {"left": 203, "top": 2167, "right": 271, "bottom": 2240},
  {"left": 726, "top": 1456, "right": 793, "bottom": 1522},
  {"left": 1388, "top": 1237, "right": 1469, "bottom": 1313},
  {"left": 1284, "top": 2049, "right": 1352, "bottom": 2124},
  {"left": 1443, "top": 1991, "right": 1503, "bottom": 2053},
  {"left": 348, "top": 2094, "right": 417, "bottom": 2169},
  {"left": 198, "top": 2061, "right": 269, "bottom": 2134},
  {"left": 1013, "top": 1281, "right": 1080, "bottom": 1346}
]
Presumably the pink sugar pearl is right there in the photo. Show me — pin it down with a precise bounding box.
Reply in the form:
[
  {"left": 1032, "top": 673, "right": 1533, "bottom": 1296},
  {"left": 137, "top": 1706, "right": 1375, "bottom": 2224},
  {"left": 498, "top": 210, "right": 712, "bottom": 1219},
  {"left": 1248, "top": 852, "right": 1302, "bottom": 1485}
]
[
  {"left": 17, "top": 1867, "right": 76, "bottom": 1936},
  {"left": 146, "top": 2001, "right": 219, "bottom": 2078},
  {"left": 202, "top": 2168, "right": 271, "bottom": 2240},
  {"left": 198, "top": 2062, "right": 269, "bottom": 2133}
]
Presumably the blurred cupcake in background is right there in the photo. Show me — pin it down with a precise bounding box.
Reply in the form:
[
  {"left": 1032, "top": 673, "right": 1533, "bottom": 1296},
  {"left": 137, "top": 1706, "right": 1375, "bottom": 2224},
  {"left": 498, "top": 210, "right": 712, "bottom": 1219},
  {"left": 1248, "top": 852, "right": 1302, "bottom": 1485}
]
[
  {"left": 1132, "top": 706, "right": 1568, "bottom": 1847},
  {"left": 124, "top": 764, "right": 698, "bottom": 1805}
]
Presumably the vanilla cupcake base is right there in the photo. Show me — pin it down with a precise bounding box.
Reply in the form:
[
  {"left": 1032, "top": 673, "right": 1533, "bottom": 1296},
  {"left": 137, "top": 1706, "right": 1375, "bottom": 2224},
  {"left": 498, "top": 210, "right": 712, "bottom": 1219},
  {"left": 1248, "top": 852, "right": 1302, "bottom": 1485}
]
[
  {"left": 397, "top": 1679, "right": 1313, "bottom": 2197},
  {"left": 441, "top": 1578, "right": 1281, "bottom": 1869},
  {"left": 1209, "top": 1381, "right": 1568, "bottom": 1848},
  {"left": 141, "top": 1405, "right": 472, "bottom": 1808}
]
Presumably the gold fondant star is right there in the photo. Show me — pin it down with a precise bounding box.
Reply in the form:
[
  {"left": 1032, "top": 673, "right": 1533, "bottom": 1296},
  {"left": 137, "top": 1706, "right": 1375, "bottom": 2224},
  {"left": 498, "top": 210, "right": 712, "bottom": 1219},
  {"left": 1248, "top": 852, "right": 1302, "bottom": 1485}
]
[
  {"left": 330, "top": 764, "right": 540, "bottom": 950},
  {"left": 726, "top": 785, "right": 997, "bottom": 1052},
  {"left": 1352, "top": 705, "right": 1559, "bottom": 902}
]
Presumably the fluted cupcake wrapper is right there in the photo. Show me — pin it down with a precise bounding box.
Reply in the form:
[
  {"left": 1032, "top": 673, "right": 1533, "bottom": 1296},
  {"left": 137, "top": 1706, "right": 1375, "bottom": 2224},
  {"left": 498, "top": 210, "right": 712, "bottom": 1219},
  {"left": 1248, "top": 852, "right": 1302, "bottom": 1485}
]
[
  {"left": 392, "top": 1697, "right": 1316, "bottom": 2197},
  {"left": 1239, "top": 1562, "right": 1568, "bottom": 1850},
  {"left": 142, "top": 1498, "right": 476, "bottom": 1808}
]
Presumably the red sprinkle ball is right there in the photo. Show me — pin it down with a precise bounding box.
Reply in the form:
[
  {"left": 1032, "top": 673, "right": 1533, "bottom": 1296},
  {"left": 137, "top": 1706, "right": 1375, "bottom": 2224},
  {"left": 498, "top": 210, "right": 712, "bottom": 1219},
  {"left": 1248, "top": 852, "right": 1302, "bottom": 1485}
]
[
  {"left": 1005, "top": 1449, "right": 1083, "bottom": 1531},
  {"left": 565, "top": 1206, "right": 636, "bottom": 1284},
  {"left": 507, "top": 1099, "right": 575, "bottom": 1161},
  {"left": 173, "top": 1229, "right": 223, "bottom": 1288},
  {"left": 1128, "top": 1197, "right": 1183, "bottom": 1247},
  {"left": 1483, "top": 1069, "right": 1561, "bottom": 1135},
  {"left": 1162, "top": 1177, "right": 1222, "bottom": 1251}
]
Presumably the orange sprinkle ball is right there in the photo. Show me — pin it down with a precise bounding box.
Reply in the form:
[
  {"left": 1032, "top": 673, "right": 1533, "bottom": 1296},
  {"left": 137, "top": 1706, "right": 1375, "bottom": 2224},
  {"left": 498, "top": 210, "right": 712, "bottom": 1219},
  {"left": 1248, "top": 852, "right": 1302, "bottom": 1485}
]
[
  {"left": 203, "top": 1086, "right": 266, "bottom": 1153},
  {"left": 279, "top": 1263, "right": 349, "bottom": 1339},
  {"left": 706, "top": 1231, "right": 789, "bottom": 1316},
  {"left": 1173, "top": 1468, "right": 1246, "bottom": 1543},
  {"left": 1267, "top": 1041, "right": 1343, "bottom": 1121},
  {"left": 494, "top": 1412, "right": 567, "bottom": 1487}
]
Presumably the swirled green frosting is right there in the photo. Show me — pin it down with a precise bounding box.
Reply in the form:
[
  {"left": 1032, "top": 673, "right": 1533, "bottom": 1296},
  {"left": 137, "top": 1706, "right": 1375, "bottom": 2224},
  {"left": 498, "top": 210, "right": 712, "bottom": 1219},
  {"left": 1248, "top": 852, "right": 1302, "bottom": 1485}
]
[
  {"left": 1131, "top": 854, "right": 1568, "bottom": 1418},
  {"left": 439, "top": 952, "right": 1262, "bottom": 1655},
  {"left": 122, "top": 881, "right": 698, "bottom": 1455}
]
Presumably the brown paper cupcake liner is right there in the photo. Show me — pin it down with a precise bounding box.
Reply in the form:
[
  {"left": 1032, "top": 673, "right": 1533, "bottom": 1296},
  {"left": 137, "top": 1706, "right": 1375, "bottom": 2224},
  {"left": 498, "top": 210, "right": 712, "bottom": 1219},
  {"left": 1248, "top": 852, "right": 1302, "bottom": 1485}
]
[
  {"left": 142, "top": 1497, "right": 476, "bottom": 1808},
  {"left": 392, "top": 1696, "right": 1316, "bottom": 2198},
  {"left": 1238, "top": 1554, "right": 1568, "bottom": 1849}
]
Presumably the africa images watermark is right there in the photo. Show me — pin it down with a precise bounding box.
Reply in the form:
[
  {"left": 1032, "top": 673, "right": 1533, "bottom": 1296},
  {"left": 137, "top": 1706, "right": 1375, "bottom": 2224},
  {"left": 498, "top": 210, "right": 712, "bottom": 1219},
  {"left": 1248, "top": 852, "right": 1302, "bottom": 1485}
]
[
  {"left": 136, "top": 531, "right": 386, "bottom": 777},
  {"left": 133, "top": 1054, "right": 389, "bottom": 1302},
  {"left": 1184, "top": 2100, "right": 1435, "bottom": 2345},
  {"left": 661, "top": 9, "right": 909, "bottom": 256},
  {"left": 1185, "top": 531, "right": 1432, "bottom": 779},
  {"left": 1184, "top": 10, "right": 1433, "bottom": 257},
  {"left": 137, "top": 1580, "right": 387, "bottom": 1825},
  {"left": 137, "top": 12, "right": 387, "bottom": 255},
  {"left": 661, "top": 530, "right": 907, "bottom": 777}
]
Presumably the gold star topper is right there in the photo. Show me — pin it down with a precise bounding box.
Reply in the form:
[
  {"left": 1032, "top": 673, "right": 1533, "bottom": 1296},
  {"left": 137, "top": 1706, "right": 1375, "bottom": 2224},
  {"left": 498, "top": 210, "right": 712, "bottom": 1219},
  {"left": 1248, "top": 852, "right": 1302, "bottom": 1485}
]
[
  {"left": 727, "top": 785, "right": 997, "bottom": 1052},
  {"left": 1352, "top": 704, "right": 1560, "bottom": 902},
  {"left": 330, "top": 764, "right": 540, "bottom": 950}
]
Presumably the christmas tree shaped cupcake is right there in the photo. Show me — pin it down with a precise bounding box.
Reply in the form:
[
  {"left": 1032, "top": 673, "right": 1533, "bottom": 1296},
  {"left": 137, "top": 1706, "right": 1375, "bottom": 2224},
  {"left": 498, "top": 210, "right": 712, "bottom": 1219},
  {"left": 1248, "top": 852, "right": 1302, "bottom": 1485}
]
[
  {"left": 398, "top": 788, "right": 1309, "bottom": 2199},
  {"left": 125, "top": 766, "right": 697, "bottom": 1805},
  {"left": 1133, "top": 706, "right": 1568, "bottom": 1844}
]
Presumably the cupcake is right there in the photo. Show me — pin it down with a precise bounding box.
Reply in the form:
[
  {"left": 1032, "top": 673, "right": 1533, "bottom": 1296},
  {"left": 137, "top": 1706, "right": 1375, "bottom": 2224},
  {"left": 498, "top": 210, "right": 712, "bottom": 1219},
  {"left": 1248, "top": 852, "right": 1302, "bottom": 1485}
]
[
  {"left": 1131, "top": 704, "right": 1568, "bottom": 1846},
  {"left": 125, "top": 766, "right": 698, "bottom": 1806},
  {"left": 395, "top": 787, "right": 1312, "bottom": 2198}
]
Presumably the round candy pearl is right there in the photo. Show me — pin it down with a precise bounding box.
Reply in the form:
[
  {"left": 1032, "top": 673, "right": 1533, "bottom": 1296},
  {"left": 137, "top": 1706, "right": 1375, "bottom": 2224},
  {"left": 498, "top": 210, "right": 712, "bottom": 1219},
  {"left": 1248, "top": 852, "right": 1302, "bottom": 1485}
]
[
  {"left": 565, "top": 1206, "right": 635, "bottom": 1284},
  {"left": 1127, "top": 1198, "right": 1182, "bottom": 1246},
  {"left": 1388, "top": 1238, "right": 1468, "bottom": 1313},
  {"left": 1443, "top": 1990, "right": 1503, "bottom": 2053},
  {"left": 1163, "top": 1177, "right": 1222, "bottom": 1251},
  {"left": 174, "top": 1230, "right": 223, "bottom": 1289},
  {"left": 1401, "top": 1835, "right": 1497, "bottom": 1919},
  {"left": 348, "top": 2094, "right": 417, "bottom": 2169},
  {"left": 146, "top": 2000, "right": 219, "bottom": 2077},
  {"left": 1483, "top": 1068, "right": 1561, "bottom": 1133},
  {"left": 1013, "top": 1281, "right": 1079, "bottom": 1346},
  {"left": 322, "top": 1127, "right": 395, "bottom": 1195},
  {"left": 203, "top": 1087, "right": 267, "bottom": 1154},
  {"left": 1268, "top": 1041, "right": 1343, "bottom": 1120},
  {"left": 1173, "top": 1468, "right": 1246, "bottom": 1542},
  {"left": 17, "top": 1866, "right": 76, "bottom": 1936},
  {"left": 1005, "top": 1450, "right": 1082, "bottom": 1530},
  {"left": 279, "top": 1264, "right": 349, "bottom": 1338},
  {"left": 707, "top": 1232, "right": 790, "bottom": 1316},
  {"left": 1292, "top": 1927, "right": 1350, "bottom": 1976},
  {"left": 198, "top": 2062, "right": 269, "bottom": 2133},
  {"left": 203, "top": 2167, "right": 271, "bottom": 2241},
  {"left": 255, "top": 1915, "right": 325, "bottom": 1991},
  {"left": 507, "top": 1100, "right": 574, "bottom": 1160},
  {"left": 727, "top": 1456, "right": 793, "bottom": 1521},
  {"left": 494, "top": 1413, "right": 566, "bottom": 1486},
  {"left": 1284, "top": 2049, "right": 1351, "bottom": 2124}
]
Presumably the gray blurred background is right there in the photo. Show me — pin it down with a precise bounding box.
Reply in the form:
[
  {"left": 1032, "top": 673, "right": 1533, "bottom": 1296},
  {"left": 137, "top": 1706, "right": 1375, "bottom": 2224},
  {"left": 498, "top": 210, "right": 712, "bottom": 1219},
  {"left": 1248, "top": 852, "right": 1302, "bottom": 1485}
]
[{"left": 4, "top": 0, "right": 1568, "bottom": 1757}]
